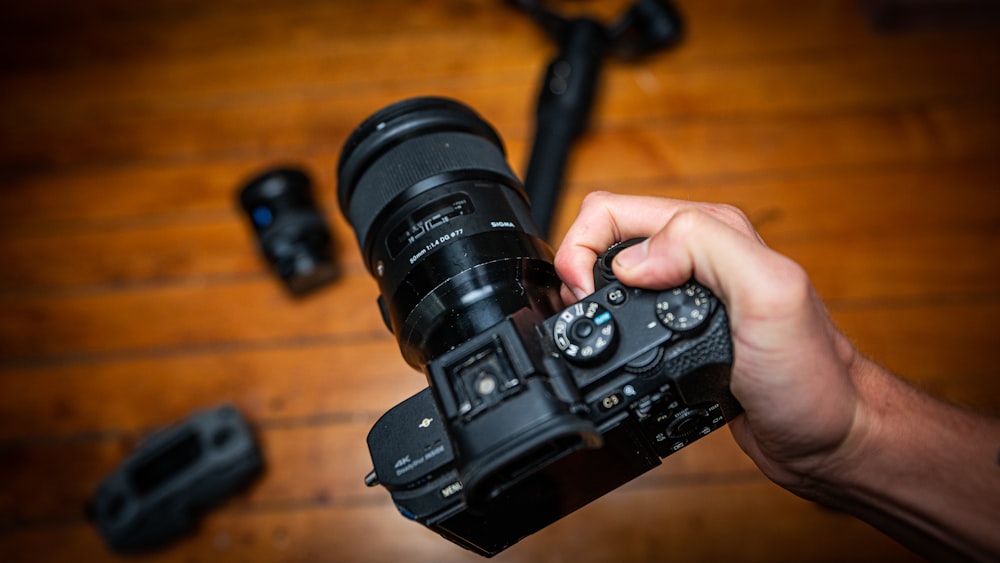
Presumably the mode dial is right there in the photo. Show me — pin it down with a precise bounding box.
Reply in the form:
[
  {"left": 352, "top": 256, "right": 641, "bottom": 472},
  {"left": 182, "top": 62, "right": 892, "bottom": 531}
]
[
  {"left": 655, "top": 283, "right": 713, "bottom": 331},
  {"left": 552, "top": 301, "right": 617, "bottom": 363}
]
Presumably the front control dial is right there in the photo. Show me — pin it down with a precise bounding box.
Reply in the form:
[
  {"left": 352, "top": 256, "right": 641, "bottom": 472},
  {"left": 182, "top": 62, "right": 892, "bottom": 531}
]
[
  {"left": 655, "top": 283, "right": 713, "bottom": 331},
  {"left": 553, "top": 301, "right": 617, "bottom": 363}
]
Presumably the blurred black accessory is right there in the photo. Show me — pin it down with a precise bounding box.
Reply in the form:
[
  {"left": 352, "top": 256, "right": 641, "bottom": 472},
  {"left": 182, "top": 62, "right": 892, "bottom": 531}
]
[
  {"left": 87, "top": 405, "right": 263, "bottom": 552},
  {"left": 338, "top": 98, "right": 738, "bottom": 557},
  {"left": 239, "top": 167, "right": 337, "bottom": 295},
  {"left": 511, "top": 0, "right": 683, "bottom": 237}
]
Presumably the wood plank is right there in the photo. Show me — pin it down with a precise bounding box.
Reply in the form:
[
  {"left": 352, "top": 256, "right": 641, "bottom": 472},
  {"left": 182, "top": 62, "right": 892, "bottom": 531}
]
[
  {"left": 6, "top": 34, "right": 999, "bottom": 135},
  {"left": 3, "top": 212, "right": 998, "bottom": 307},
  {"left": 564, "top": 102, "right": 1000, "bottom": 187},
  {"left": 3, "top": 254, "right": 999, "bottom": 362},
  {"left": 0, "top": 159, "right": 301, "bottom": 233},
  {"left": 0, "top": 221, "right": 267, "bottom": 291},
  {"left": 4, "top": 118, "right": 999, "bottom": 242},
  {"left": 0, "top": 0, "right": 544, "bottom": 78},
  {"left": 1, "top": 300, "right": 996, "bottom": 441},
  {"left": 3, "top": 0, "right": 998, "bottom": 125},
  {"left": 0, "top": 418, "right": 754, "bottom": 528},
  {"left": 782, "top": 231, "right": 1000, "bottom": 305},
  {"left": 3, "top": 163, "right": 999, "bottom": 292},
  {"left": 556, "top": 162, "right": 1000, "bottom": 243},
  {"left": 16, "top": 93, "right": 1000, "bottom": 209},
  {"left": 9, "top": 0, "right": 993, "bottom": 82},
  {"left": 2, "top": 2, "right": 999, "bottom": 173},
  {"left": 0, "top": 479, "right": 921, "bottom": 563},
  {"left": 0, "top": 276, "right": 386, "bottom": 361},
  {"left": 3, "top": 69, "right": 999, "bottom": 174},
  {"left": 0, "top": 339, "right": 414, "bottom": 441},
  {"left": 832, "top": 300, "right": 1000, "bottom": 399},
  {"left": 596, "top": 39, "right": 1000, "bottom": 123},
  {"left": 0, "top": 420, "right": 379, "bottom": 528}
]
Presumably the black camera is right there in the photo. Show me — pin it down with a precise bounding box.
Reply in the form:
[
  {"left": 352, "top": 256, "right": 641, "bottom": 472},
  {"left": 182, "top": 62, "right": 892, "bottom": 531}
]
[{"left": 337, "top": 97, "right": 740, "bottom": 557}]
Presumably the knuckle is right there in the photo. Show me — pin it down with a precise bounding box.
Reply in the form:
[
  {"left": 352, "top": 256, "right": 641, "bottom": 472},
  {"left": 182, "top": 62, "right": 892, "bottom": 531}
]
[
  {"left": 552, "top": 247, "right": 573, "bottom": 272},
  {"left": 664, "top": 205, "right": 713, "bottom": 235},
  {"left": 752, "top": 257, "right": 813, "bottom": 316},
  {"left": 579, "top": 190, "right": 614, "bottom": 211},
  {"left": 706, "top": 202, "right": 756, "bottom": 237}
]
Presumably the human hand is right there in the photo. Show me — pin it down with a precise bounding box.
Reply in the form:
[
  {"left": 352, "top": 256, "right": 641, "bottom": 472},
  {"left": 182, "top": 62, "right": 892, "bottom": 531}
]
[
  {"left": 553, "top": 191, "right": 869, "bottom": 491},
  {"left": 555, "top": 191, "right": 1000, "bottom": 560}
]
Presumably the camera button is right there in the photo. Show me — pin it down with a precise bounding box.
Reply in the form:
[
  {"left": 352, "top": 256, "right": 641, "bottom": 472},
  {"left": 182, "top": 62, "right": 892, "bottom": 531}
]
[
  {"left": 606, "top": 287, "right": 627, "bottom": 306},
  {"left": 598, "top": 392, "right": 623, "bottom": 412},
  {"left": 624, "top": 347, "right": 664, "bottom": 376},
  {"left": 572, "top": 319, "right": 595, "bottom": 339}
]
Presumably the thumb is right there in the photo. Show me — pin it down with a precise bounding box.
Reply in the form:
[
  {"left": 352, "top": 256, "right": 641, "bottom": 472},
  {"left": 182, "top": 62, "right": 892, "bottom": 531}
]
[
  {"left": 610, "top": 209, "right": 713, "bottom": 292},
  {"left": 608, "top": 207, "right": 795, "bottom": 318}
]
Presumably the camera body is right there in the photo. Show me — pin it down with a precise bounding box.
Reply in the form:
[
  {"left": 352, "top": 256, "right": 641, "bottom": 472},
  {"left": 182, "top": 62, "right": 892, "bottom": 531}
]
[
  {"left": 338, "top": 97, "right": 739, "bottom": 557},
  {"left": 366, "top": 239, "right": 738, "bottom": 557}
]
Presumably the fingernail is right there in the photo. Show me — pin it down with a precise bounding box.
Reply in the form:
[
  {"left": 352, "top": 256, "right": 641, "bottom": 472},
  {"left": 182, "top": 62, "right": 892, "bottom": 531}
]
[
  {"left": 569, "top": 285, "right": 588, "bottom": 301},
  {"left": 614, "top": 240, "right": 648, "bottom": 270}
]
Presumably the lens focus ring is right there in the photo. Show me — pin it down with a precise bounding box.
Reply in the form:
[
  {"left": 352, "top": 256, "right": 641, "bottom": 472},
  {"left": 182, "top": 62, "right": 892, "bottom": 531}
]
[
  {"left": 337, "top": 97, "right": 520, "bottom": 254},
  {"left": 347, "top": 131, "right": 517, "bottom": 253}
]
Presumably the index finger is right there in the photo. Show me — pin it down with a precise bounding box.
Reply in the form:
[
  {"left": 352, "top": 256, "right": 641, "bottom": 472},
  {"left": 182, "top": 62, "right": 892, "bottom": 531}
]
[{"left": 554, "top": 191, "right": 756, "bottom": 300}]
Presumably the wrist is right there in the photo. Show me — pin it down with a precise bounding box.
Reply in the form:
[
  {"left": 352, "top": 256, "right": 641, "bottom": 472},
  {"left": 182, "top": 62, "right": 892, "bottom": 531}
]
[{"left": 797, "top": 356, "right": 1000, "bottom": 560}]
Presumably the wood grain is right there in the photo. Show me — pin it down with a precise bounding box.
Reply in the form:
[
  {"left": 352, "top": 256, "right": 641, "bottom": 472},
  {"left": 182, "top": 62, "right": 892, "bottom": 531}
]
[{"left": 1, "top": 0, "right": 998, "bottom": 561}]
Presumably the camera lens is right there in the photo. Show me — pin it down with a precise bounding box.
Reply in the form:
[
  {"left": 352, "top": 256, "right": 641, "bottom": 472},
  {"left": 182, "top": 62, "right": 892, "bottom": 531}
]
[
  {"left": 337, "top": 97, "right": 562, "bottom": 368},
  {"left": 239, "top": 167, "right": 337, "bottom": 295}
]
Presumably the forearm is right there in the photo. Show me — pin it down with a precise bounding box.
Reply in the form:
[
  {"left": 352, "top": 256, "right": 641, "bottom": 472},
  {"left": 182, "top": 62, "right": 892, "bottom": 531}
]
[{"left": 806, "top": 358, "right": 1000, "bottom": 561}]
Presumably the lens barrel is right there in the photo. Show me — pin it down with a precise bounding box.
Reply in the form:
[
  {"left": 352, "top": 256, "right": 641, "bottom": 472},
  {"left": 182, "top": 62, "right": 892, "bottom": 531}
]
[
  {"left": 339, "top": 97, "right": 516, "bottom": 256},
  {"left": 337, "top": 98, "right": 562, "bottom": 368}
]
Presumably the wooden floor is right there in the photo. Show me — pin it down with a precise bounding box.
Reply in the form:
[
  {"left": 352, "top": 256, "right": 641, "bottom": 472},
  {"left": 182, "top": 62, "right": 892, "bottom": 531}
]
[{"left": 1, "top": 1, "right": 999, "bottom": 561}]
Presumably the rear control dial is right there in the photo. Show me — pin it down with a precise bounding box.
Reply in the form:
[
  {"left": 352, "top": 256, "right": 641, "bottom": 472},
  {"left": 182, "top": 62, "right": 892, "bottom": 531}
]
[
  {"left": 666, "top": 408, "right": 711, "bottom": 438},
  {"left": 553, "top": 301, "right": 617, "bottom": 363},
  {"left": 655, "top": 283, "right": 713, "bottom": 331}
]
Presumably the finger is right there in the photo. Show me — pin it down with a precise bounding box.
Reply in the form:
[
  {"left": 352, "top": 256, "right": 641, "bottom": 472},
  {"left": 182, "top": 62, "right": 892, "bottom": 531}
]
[
  {"left": 559, "top": 283, "right": 577, "bottom": 306},
  {"left": 611, "top": 207, "right": 808, "bottom": 329},
  {"left": 554, "top": 192, "right": 706, "bottom": 299}
]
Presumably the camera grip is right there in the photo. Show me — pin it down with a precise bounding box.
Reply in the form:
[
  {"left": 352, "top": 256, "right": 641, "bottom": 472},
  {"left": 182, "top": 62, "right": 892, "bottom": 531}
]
[{"left": 662, "top": 307, "right": 741, "bottom": 418}]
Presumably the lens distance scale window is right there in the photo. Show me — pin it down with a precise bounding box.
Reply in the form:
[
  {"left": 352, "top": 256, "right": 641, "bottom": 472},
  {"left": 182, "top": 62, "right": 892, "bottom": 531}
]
[{"left": 387, "top": 193, "right": 474, "bottom": 258}]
